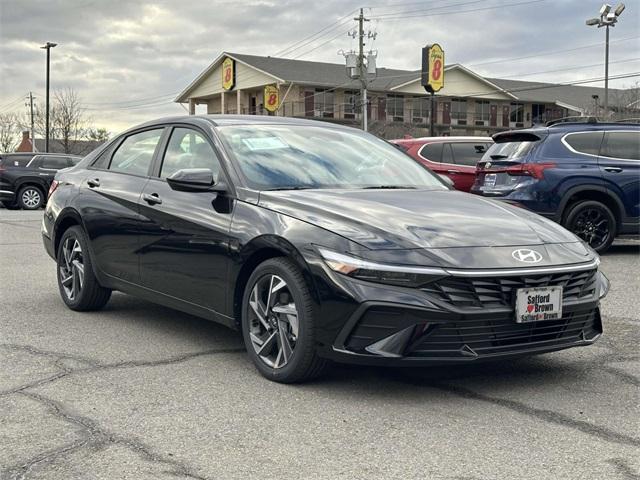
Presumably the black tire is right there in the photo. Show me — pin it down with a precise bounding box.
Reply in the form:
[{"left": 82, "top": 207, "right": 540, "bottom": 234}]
[
  {"left": 563, "top": 200, "right": 616, "bottom": 254},
  {"left": 56, "top": 226, "right": 112, "bottom": 311},
  {"left": 17, "top": 185, "right": 45, "bottom": 210},
  {"left": 241, "top": 258, "right": 328, "bottom": 383}
]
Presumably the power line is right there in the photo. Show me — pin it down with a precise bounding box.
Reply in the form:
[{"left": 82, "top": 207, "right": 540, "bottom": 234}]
[{"left": 370, "top": 0, "right": 549, "bottom": 20}]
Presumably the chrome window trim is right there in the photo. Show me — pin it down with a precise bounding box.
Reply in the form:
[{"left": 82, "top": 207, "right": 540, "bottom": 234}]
[
  {"left": 0, "top": 189, "right": 14, "bottom": 194},
  {"left": 445, "top": 258, "right": 599, "bottom": 277},
  {"left": 561, "top": 130, "right": 640, "bottom": 162}
]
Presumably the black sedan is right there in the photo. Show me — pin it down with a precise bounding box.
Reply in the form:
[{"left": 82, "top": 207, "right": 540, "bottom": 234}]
[{"left": 42, "top": 115, "right": 609, "bottom": 383}]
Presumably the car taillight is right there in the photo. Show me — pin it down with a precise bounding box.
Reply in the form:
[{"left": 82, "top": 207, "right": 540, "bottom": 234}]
[
  {"left": 504, "top": 162, "right": 556, "bottom": 180},
  {"left": 48, "top": 180, "right": 59, "bottom": 198}
]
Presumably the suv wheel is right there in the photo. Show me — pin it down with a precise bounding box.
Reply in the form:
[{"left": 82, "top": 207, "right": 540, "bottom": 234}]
[
  {"left": 18, "top": 186, "right": 44, "bottom": 210},
  {"left": 57, "top": 226, "right": 112, "bottom": 311},
  {"left": 564, "top": 200, "right": 616, "bottom": 253},
  {"left": 241, "top": 258, "right": 328, "bottom": 383}
]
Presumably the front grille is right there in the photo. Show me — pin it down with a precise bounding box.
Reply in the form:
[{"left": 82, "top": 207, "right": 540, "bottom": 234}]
[
  {"left": 421, "top": 269, "right": 598, "bottom": 309},
  {"left": 409, "top": 308, "right": 600, "bottom": 359}
]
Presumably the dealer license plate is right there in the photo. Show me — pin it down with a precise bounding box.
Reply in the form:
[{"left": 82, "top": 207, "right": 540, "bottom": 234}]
[
  {"left": 515, "top": 286, "right": 563, "bottom": 323},
  {"left": 483, "top": 173, "right": 497, "bottom": 188}
]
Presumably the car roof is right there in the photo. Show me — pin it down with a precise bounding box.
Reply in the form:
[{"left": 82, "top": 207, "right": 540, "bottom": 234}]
[
  {"left": 391, "top": 136, "right": 493, "bottom": 144},
  {"left": 493, "top": 122, "right": 639, "bottom": 142},
  {"left": 132, "top": 114, "right": 358, "bottom": 131}
]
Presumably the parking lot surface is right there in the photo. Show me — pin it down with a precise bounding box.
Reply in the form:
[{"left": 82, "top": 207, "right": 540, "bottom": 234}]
[{"left": 1, "top": 208, "right": 639, "bottom": 480}]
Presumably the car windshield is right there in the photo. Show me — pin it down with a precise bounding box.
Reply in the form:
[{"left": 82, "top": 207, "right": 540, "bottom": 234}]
[{"left": 217, "top": 125, "right": 447, "bottom": 191}]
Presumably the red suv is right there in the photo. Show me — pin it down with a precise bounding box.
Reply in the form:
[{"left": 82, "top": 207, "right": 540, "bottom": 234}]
[{"left": 391, "top": 137, "right": 492, "bottom": 191}]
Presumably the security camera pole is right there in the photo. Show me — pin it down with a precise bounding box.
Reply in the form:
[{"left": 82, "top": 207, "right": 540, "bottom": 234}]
[
  {"left": 40, "top": 42, "right": 57, "bottom": 152},
  {"left": 586, "top": 3, "right": 625, "bottom": 115}
]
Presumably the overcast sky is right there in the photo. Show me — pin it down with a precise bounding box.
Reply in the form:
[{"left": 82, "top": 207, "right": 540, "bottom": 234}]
[{"left": 0, "top": 0, "right": 638, "bottom": 133}]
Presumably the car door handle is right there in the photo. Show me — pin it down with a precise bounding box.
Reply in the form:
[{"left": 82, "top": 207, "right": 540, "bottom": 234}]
[
  {"left": 142, "top": 193, "right": 162, "bottom": 205},
  {"left": 447, "top": 169, "right": 460, "bottom": 174},
  {"left": 603, "top": 167, "right": 623, "bottom": 173},
  {"left": 87, "top": 178, "right": 100, "bottom": 188}
]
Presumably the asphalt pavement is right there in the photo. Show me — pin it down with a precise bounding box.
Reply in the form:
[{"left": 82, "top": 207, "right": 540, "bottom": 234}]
[{"left": 1, "top": 208, "right": 639, "bottom": 480}]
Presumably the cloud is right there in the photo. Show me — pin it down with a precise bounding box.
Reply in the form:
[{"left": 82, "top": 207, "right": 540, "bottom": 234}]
[{"left": 0, "top": 0, "right": 638, "bottom": 132}]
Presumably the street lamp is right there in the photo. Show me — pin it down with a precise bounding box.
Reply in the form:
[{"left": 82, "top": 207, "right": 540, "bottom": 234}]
[
  {"left": 40, "top": 42, "right": 57, "bottom": 152},
  {"left": 586, "top": 3, "right": 625, "bottom": 116}
]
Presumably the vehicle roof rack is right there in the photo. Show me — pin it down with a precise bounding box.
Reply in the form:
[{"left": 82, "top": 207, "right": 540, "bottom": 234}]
[
  {"left": 615, "top": 118, "right": 640, "bottom": 124},
  {"left": 546, "top": 116, "right": 599, "bottom": 127}
]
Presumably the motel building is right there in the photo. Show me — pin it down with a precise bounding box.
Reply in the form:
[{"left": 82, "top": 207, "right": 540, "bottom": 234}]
[{"left": 175, "top": 52, "right": 623, "bottom": 138}]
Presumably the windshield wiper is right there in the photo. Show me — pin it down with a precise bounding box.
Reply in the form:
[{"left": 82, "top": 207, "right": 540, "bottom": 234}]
[
  {"left": 361, "top": 185, "right": 418, "bottom": 189},
  {"left": 265, "top": 186, "right": 316, "bottom": 191},
  {"left": 489, "top": 154, "right": 509, "bottom": 160}
]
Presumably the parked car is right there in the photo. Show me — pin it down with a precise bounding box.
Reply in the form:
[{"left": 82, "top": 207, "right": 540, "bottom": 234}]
[
  {"left": 391, "top": 136, "right": 493, "bottom": 191},
  {"left": 471, "top": 121, "right": 639, "bottom": 253},
  {"left": 0, "top": 153, "right": 82, "bottom": 209},
  {"left": 43, "top": 116, "right": 608, "bottom": 383}
]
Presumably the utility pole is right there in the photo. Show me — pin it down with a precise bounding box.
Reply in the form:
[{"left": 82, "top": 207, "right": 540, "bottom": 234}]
[
  {"left": 28, "top": 92, "right": 35, "bottom": 152},
  {"left": 41, "top": 42, "right": 57, "bottom": 153},
  {"left": 356, "top": 8, "right": 369, "bottom": 131}
]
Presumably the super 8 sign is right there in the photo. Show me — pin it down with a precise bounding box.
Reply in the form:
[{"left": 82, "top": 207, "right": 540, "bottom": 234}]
[
  {"left": 222, "top": 57, "right": 235, "bottom": 91},
  {"left": 264, "top": 85, "right": 279, "bottom": 112},
  {"left": 421, "top": 44, "right": 444, "bottom": 93}
]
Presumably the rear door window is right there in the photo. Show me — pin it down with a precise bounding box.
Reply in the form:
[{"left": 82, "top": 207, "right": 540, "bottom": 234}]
[
  {"left": 441, "top": 143, "right": 453, "bottom": 164},
  {"left": 40, "top": 156, "right": 70, "bottom": 169},
  {"left": 419, "top": 143, "right": 443, "bottom": 162},
  {"left": 563, "top": 132, "right": 604, "bottom": 156},
  {"left": 601, "top": 131, "right": 640, "bottom": 161},
  {"left": 108, "top": 129, "right": 163, "bottom": 176},
  {"left": 451, "top": 142, "right": 488, "bottom": 167}
]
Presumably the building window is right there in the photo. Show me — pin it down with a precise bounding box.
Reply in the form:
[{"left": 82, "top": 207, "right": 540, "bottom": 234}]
[
  {"left": 451, "top": 98, "right": 467, "bottom": 121},
  {"left": 412, "top": 97, "right": 429, "bottom": 122},
  {"left": 314, "top": 89, "right": 335, "bottom": 118},
  {"left": 387, "top": 94, "right": 404, "bottom": 121},
  {"left": 476, "top": 100, "right": 490, "bottom": 122},
  {"left": 344, "top": 90, "right": 360, "bottom": 118},
  {"left": 510, "top": 102, "right": 524, "bottom": 123}
]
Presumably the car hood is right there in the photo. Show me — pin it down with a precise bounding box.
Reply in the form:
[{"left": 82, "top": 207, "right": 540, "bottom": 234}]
[{"left": 258, "top": 189, "right": 580, "bottom": 251}]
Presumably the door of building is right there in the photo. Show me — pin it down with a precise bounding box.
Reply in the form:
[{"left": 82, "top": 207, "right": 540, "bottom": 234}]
[
  {"left": 304, "top": 91, "right": 314, "bottom": 117},
  {"left": 377, "top": 97, "right": 386, "bottom": 121},
  {"left": 442, "top": 101, "right": 451, "bottom": 125},
  {"left": 502, "top": 105, "right": 510, "bottom": 127},
  {"left": 490, "top": 104, "right": 497, "bottom": 127}
]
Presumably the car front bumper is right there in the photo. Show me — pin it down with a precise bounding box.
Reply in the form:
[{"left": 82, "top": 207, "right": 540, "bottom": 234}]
[{"left": 314, "top": 262, "right": 604, "bottom": 366}]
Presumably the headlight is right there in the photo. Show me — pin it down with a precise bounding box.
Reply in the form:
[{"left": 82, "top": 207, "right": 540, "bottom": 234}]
[
  {"left": 598, "top": 271, "right": 610, "bottom": 299},
  {"left": 318, "top": 248, "right": 448, "bottom": 287}
]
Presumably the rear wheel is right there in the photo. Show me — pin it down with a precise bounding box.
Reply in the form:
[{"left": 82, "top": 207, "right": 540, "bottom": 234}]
[
  {"left": 17, "top": 186, "right": 44, "bottom": 210},
  {"left": 563, "top": 200, "right": 616, "bottom": 253},
  {"left": 57, "top": 226, "right": 112, "bottom": 311},
  {"left": 241, "top": 258, "right": 328, "bottom": 383}
]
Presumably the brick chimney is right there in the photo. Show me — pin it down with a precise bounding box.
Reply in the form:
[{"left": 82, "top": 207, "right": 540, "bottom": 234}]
[{"left": 16, "top": 130, "right": 34, "bottom": 153}]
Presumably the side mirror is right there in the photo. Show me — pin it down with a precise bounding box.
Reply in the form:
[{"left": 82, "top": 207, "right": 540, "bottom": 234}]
[
  {"left": 166, "top": 168, "right": 223, "bottom": 192},
  {"left": 438, "top": 174, "right": 455, "bottom": 188}
]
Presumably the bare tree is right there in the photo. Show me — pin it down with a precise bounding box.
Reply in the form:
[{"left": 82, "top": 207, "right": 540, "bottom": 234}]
[
  {"left": 51, "top": 88, "right": 88, "bottom": 154},
  {"left": 86, "top": 127, "right": 110, "bottom": 142},
  {"left": 0, "top": 112, "right": 20, "bottom": 153}
]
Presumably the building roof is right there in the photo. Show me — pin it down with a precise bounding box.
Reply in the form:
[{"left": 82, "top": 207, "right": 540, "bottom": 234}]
[
  {"left": 486, "top": 77, "right": 626, "bottom": 112},
  {"left": 33, "top": 138, "right": 104, "bottom": 156},
  {"left": 177, "top": 52, "right": 630, "bottom": 110}
]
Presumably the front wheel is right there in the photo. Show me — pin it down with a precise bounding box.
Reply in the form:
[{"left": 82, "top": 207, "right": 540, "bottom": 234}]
[
  {"left": 563, "top": 200, "right": 616, "bottom": 253},
  {"left": 241, "top": 258, "right": 328, "bottom": 383},
  {"left": 57, "top": 226, "right": 112, "bottom": 311}
]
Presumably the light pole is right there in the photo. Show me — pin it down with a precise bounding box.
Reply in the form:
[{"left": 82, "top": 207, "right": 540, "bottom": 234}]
[
  {"left": 40, "top": 42, "right": 57, "bottom": 152},
  {"left": 586, "top": 3, "right": 625, "bottom": 116}
]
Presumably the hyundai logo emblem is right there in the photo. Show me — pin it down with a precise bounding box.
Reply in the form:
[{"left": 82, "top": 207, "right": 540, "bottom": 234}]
[{"left": 512, "top": 249, "right": 543, "bottom": 263}]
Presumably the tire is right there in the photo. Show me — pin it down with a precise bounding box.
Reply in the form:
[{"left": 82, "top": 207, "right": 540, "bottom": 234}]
[
  {"left": 17, "top": 185, "right": 44, "bottom": 210},
  {"left": 56, "top": 226, "right": 112, "bottom": 311},
  {"left": 241, "top": 258, "right": 328, "bottom": 383},
  {"left": 563, "top": 200, "right": 617, "bottom": 254}
]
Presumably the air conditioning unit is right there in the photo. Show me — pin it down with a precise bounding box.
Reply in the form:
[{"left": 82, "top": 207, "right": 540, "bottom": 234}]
[
  {"left": 392, "top": 116, "right": 404, "bottom": 122},
  {"left": 452, "top": 118, "right": 467, "bottom": 126},
  {"left": 475, "top": 120, "right": 488, "bottom": 126},
  {"left": 412, "top": 116, "right": 426, "bottom": 124}
]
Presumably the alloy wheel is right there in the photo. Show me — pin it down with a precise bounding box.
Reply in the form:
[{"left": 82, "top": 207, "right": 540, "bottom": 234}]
[
  {"left": 22, "top": 189, "right": 41, "bottom": 208},
  {"left": 248, "top": 274, "right": 299, "bottom": 369},
  {"left": 572, "top": 207, "right": 610, "bottom": 249},
  {"left": 59, "top": 236, "right": 85, "bottom": 301}
]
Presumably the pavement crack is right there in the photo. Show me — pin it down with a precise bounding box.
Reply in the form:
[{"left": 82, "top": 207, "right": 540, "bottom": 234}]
[
  {"left": 0, "top": 344, "right": 103, "bottom": 367},
  {"left": 431, "top": 382, "right": 640, "bottom": 449},
  {"left": 3, "top": 391, "right": 211, "bottom": 480},
  {"left": 607, "top": 457, "right": 640, "bottom": 480}
]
